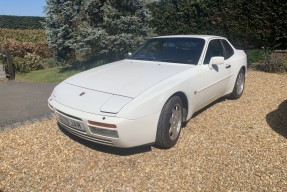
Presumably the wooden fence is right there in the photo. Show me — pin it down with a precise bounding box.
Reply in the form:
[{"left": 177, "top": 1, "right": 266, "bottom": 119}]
[{"left": 1, "top": 48, "right": 15, "bottom": 80}]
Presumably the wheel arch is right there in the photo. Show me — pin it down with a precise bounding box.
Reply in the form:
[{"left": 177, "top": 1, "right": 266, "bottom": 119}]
[
  {"left": 241, "top": 66, "right": 246, "bottom": 74},
  {"left": 171, "top": 92, "right": 189, "bottom": 122}
]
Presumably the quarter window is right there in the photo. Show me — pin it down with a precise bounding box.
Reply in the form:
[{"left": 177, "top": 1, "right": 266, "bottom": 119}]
[{"left": 221, "top": 40, "right": 234, "bottom": 59}]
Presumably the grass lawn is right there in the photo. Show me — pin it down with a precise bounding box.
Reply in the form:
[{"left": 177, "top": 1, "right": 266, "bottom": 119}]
[{"left": 16, "top": 66, "right": 83, "bottom": 83}]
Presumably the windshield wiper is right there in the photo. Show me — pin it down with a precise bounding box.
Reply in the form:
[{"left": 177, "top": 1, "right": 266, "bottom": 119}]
[{"left": 132, "top": 58, "right": 155, "bottom": 61}]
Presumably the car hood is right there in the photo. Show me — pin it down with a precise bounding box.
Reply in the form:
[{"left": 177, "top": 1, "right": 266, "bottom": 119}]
[
  {"left": 52, "top": 60, "right": 193, "bottom": 114},
  {"left": 64, "top": 59, "right": 192, "bottom": 98}
]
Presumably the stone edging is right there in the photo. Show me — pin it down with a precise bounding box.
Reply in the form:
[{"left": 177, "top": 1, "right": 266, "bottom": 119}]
[{"left": 0, "top": 113, "right": 54, "bottom": 131}]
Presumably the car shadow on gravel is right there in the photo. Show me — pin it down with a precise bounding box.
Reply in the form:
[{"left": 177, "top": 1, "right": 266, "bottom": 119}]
[
  {"left": 266, "top": 100, "right": 287, "bottom": 139},
  {"left": 58, "top": 123, "right": 152, "bottom": 156},
  {"left": 182, "top": 97, "right": 227, "bottom": 127}
]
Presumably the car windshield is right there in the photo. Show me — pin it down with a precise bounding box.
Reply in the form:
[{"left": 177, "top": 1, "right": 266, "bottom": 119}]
[{"left": 130, "top": 37, "right": 205, "bottom": 64}]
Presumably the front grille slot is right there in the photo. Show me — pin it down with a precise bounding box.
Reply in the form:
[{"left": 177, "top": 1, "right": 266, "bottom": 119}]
[
  {"left": 60, "top": 124, "right": 113, "bottom": 146},
  {"left": 55, "top": 110, "right": 114, "bottom": 146}
]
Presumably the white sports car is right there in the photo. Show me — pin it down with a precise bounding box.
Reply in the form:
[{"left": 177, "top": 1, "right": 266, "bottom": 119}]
[{"left": 48, "top": 35, "right": 247, "bottom": 149}]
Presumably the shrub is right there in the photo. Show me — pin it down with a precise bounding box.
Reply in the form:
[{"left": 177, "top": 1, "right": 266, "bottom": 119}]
[
  {"left": 2, "top": 39, "right": 52, "bottom": 73},
  {"left": 33, "top": 42, "right": 53, "bottom": 58},
  {"left": 246, "top": 49, "right": 268, "bottom": 67},
  {"left": 256, "top": 52, "right": 287, "bottom": 73},
  {"left": 14, "top": 53, "right": 44, "bottom": 73},
  {"left": 3, "top": 40, "right": 52, "bottom": 58},
  {"left": 39, "top": 57, "right": 64, "bottom": 68},
  {"left": 3, "top": 40, "right": 25, "bottom": 57}
]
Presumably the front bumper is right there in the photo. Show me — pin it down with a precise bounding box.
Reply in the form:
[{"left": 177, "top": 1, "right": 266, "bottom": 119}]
[{"left": 48, "top": 97, "right": 160, "bottom": 148}]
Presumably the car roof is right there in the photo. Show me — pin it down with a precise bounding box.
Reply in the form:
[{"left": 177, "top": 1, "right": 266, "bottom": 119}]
[{"left": 154, "top": 35, "right": 225, "bottom": 41}]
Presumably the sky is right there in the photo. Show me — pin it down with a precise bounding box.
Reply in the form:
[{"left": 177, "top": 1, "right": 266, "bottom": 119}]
[{"left": 0, "top": 0, "right": 46, "bottom": 17}]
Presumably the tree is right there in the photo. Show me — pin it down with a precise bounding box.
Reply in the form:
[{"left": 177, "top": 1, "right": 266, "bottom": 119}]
[
  {"left": 148, "top": 0, "right": 287, "bottom": 50},
  {"left": 44, "top": 0, "right": 83, "bottom": 60},
  {"left": 44, "top": 0, "right": 155, "bottom": 62},
  {"left": 75, "top": 0, "right": 155, "bottom": 61},
  {"left": 0, "top": 15, "right": 45, "bottom": 29}
]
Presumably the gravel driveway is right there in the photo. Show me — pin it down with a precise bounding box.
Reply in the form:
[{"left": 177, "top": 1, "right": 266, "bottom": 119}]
[{"left": 1, "top": 71, "right": 286, "bottom": 191}]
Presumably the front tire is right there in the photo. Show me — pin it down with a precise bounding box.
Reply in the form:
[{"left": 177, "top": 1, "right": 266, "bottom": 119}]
[
  {"left": 228, "top": 68, "right": 245, "bottom": 100},
  {"left": 155, "top": 96, "right": 183, "bottom": 149}
]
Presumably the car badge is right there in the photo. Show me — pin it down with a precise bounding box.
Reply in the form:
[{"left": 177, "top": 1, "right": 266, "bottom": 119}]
[{"left": 79, "top": 92, "right": 86, "bottom": 96}]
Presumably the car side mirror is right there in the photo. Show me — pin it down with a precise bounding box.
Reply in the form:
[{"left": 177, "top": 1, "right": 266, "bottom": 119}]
[
  {"left": 208, "top": 56, "right": 224, "bottom": 70},
  {"left": 209, "top": 56, "right": 224, "bottom": 65}
]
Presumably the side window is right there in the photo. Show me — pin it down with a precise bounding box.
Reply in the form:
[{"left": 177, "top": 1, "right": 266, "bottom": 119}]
[
  {"left": 203, "top": 39, "right": 225, "bottom": 64},
  {"left": 221, "top": 40, "right": 234, "bottom": 59}
]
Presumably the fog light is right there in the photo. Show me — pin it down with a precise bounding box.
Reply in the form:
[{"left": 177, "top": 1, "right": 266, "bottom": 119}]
[{"left": 89, "top": 127, "right": 119, "bottom": 138}]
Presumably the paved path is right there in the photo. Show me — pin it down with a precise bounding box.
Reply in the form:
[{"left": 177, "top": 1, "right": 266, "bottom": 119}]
[{"left": 0, "top": 81, "right": 57, "bottom": 129}]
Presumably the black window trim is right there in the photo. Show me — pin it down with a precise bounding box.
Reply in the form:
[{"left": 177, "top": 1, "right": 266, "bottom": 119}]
[{"left": 220, "top": 39, "right": 234, "bottom": 60}]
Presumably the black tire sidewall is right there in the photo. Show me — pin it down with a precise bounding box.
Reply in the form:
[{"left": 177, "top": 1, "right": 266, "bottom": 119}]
[{"left": 155, "top": 96, "right": 183, "bottom": 149}]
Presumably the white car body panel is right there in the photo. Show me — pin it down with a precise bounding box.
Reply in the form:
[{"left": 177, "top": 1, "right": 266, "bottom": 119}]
[
  {"left": 48, "top": 99, "right": 160, "bottom": 147},
  {"left": 100, "top": 95, "right": 133, "bottom": 114},
  {"left": 48, "top": 35, "right": 247, "bottom": 148},
  {"left": 224, "top": 50, "right": 247, "bottom": 94},
  {"left": 65, "top": 60, "right": 191, "bottom": 98},
  {"left": 52, "top": 82, "right": 113, "bottom": 114}
]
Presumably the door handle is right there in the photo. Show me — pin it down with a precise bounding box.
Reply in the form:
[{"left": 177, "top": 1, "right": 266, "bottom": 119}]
[{"left": 225, "top": 64, "right": 231, "bottom": 69}]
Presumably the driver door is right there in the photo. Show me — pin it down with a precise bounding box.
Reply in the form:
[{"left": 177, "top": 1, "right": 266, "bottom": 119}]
[{"left": 193, "top": 39, "right": 231, "bottom": 110}]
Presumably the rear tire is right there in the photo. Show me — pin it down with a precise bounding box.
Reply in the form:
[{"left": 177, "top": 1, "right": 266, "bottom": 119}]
[
  {"left": 155, "top": 96, "right": 183, "bottom": 149},
  {"left": 228, "top": 69, "right": 245, "bottom": 100}
]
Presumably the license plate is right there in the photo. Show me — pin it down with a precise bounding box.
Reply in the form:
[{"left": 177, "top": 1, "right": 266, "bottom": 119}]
[{"left": 57, "top": 113, "right": 84, "bottom": 131}]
